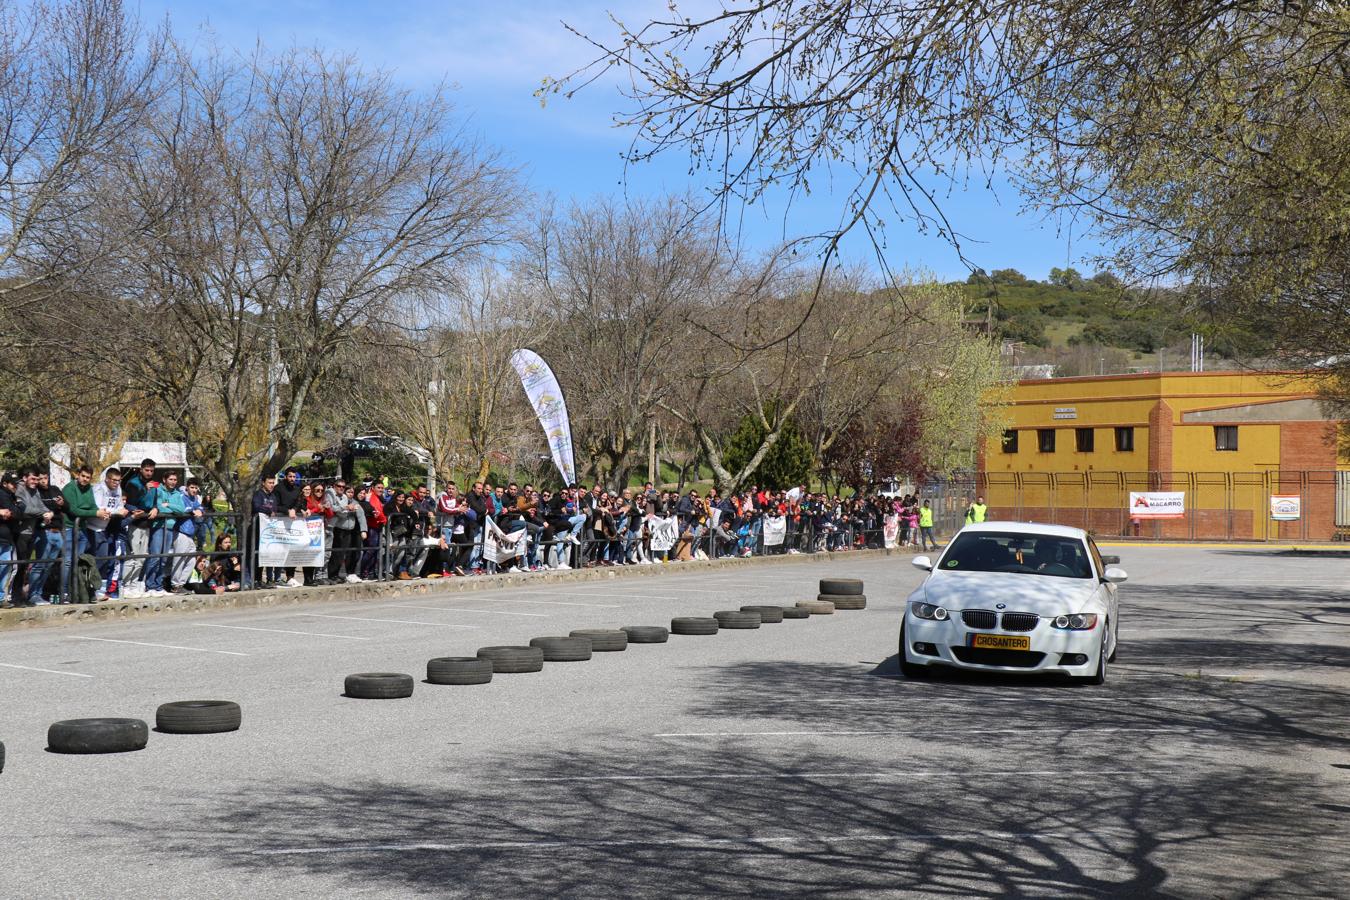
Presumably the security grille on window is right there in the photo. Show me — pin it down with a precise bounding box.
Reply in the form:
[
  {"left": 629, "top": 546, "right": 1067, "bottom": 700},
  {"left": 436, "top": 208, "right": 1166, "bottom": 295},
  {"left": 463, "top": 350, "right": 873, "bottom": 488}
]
[
  {"left": 1001, "top": 429, "right": 1019, "bottom": 453},
  {"left": 1115, "top": 427, "right": 1135, "bottom": 452},
  {"left": 1214, "top": 425, "right": 1239, "bottom": 451},
  {"left": 1037, "top": 429, "right": 1056, "bottom": 453},
  {"left": 1075, "top": 428, "right": 1094, "bottom": 452}
]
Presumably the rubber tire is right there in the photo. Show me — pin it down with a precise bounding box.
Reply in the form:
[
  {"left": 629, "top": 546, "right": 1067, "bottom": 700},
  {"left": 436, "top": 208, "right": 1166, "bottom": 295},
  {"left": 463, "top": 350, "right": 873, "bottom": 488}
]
[
  {"left": 740, "top": 605, "right": 784, "bottom": 623},
  {"left": 822, "top": 593, "right": 866, "bottom": 610},
  {"left": 529, "top": 636, "right": 593, "bottom": 662},
  {"left": 427, "top": 657, "right": 493, "bottom": 685},
  {"left": 0, "top": 740, "right": 5, "bottom": 773},
  {"left": 713, "top": 610, "right": 761, "bottom": 629},
  {"left": 796, "top": 599, "right": 835, "bottom": 615},
  {"left": 48, "top": 718, "right": 149, "bottom": 754},
  {"left": 570, "top": 629, "right": 628, "bottom": 651},
  {"left": 477, "top": 645, "right": 545, "bottom": 673},
  {"left": 780, "top": 606, "right": 810, "bottom": 620},
  {"left": 671, "top": 616, "right": 719, "bottom": 635},
  {"left": 1077, "top": 635, "right": 1108, "bottom": 686},
  {"left": 1107, "top": 620, "right": 1118, "bottom": 662},
  {"left": 898, "top": 624, "right": 928, "bottom": 679},
  {"left": 155, "top": 700, "right": 241, "bottom": 734},
  {"left": 344, "top": 673, "right": 415, "bottom": 699},
  {"left": 621, "top": 625, "right": 669, "bottom": 643},
  {"left": 819, "top": 578, "right": 864, "bottom": 596}
]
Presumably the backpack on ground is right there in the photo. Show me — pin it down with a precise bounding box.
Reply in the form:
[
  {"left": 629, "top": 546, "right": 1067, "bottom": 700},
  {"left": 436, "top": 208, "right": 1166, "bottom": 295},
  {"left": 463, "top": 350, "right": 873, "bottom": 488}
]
[{"left": 73, "top": 554, "right": 102, "bottom": 604}]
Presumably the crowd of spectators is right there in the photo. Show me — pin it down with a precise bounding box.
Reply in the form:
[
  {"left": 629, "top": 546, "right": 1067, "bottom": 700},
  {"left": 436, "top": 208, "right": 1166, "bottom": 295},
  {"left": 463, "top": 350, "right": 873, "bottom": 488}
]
[{"left": 0, "top": 457, "right": 945, "bottom": 605}]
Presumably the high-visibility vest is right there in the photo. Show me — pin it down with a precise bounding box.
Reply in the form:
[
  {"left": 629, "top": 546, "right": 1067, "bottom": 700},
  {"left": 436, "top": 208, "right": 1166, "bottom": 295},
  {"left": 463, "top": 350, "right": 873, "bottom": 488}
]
[
  {"left": 918, "top": 507, "right": 933, "bottom": 528},
  {"left": 969, "top": 503, "right": 988, "bottom": 523}
]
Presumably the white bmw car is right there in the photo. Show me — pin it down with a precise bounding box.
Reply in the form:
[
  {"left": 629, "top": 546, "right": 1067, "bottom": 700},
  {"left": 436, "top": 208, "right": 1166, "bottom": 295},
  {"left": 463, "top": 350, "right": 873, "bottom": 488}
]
[{"left": 899, "top": 522, "right": 1125, "bottom": 684}]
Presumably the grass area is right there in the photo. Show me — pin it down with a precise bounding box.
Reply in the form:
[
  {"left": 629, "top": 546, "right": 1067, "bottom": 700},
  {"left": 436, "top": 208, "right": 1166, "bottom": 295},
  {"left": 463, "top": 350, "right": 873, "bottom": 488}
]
[{"left": 1043, "top": 321, "right": 1086, "bottom": 348}]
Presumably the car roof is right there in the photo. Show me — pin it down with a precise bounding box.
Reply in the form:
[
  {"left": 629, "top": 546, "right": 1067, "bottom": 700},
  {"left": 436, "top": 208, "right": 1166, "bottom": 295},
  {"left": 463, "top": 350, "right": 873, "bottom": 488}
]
[{"left": 958, "top": 521, "right": 1089, "bottom": 540}]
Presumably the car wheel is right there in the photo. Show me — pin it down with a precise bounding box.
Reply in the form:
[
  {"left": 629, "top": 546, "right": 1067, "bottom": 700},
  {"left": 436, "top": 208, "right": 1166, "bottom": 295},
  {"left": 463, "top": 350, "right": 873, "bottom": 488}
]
[
  {"left": 1107, "top": 620, "right": 1118, "bottom": 663},
  {"left": 1077, "top": 635, "right": 1107, "bottom": 686},
  {"left": 898, "top": 624, "right": 927, "bottom": 679}
]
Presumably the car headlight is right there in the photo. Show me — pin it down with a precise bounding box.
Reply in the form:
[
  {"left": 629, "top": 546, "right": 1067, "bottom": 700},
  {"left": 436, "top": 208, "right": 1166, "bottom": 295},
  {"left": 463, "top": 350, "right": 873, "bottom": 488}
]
[
  {"left": 1051, "top": 613, "right": 1098, "bottom": 630},
  {"left": 910, "top": 602, "right": 949, "bottom": 621}
]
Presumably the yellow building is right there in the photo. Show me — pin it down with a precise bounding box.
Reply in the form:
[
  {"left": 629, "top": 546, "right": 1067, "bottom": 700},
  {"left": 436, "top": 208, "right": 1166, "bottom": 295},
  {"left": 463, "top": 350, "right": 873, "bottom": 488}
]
[{"left": 978, "top": 371, "right": 1350, "bottom": 540}]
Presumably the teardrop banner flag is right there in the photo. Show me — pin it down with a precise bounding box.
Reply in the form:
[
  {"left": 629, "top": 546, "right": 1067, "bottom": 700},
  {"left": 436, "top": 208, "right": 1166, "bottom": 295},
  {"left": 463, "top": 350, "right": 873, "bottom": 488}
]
[{"left": 510, "top": 349, "right": 577, "bottom": 486}]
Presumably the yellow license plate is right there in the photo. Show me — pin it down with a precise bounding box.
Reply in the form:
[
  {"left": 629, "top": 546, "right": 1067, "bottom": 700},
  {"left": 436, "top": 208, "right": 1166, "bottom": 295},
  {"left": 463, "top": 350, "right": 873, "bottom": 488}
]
[{"left": 970, "top": 634, "right": 1031, "bottom": 651}]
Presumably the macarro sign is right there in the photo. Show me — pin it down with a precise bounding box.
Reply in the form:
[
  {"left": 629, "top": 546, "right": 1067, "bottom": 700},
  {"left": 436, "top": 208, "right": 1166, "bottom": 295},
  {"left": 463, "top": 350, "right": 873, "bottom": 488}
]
[
  {"left": 1128, "top": 491, "right": 1186, "bottom": 519},
  {"left": 1269, "top": 495, "right": 1301, "bottom": 521}
]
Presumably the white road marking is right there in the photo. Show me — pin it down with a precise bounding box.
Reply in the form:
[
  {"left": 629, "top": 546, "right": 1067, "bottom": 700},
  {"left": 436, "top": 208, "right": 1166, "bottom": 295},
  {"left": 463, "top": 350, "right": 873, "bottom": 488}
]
[
  {"left": 475, "top": 596, "right": 620, "bottom": 609},
  {"left": 299, "top": 614, "right": 478, "bottom": 629},
  {"left": 0, "top": 662, "right": 94, "bottom": 678},
  {"left": 653, "top": 726, "right": 1180, "bottom": 738},
  {"left": 386, "top": 604, "right": 547, "bottom": 618},
  {"left": 253, "top": 830, "right": 1115, "bottom": 857},
  {"left": 508, "top": 769, "right": 1138, "bottom": 783},
  {"left": 71, "top": 636, "right": 248, "bottom": 656},
  {"left": 197, "top": 624, "right": 370, "bottom": 640}
]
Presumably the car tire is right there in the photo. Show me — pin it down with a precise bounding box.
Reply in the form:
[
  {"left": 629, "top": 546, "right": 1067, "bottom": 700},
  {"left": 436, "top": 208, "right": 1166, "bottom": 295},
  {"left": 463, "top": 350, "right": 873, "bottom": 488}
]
[
  {"left": 427, "top": 657, "right": 493, "bottom": 685},
  {"left": 477, "top": 645, "right": 545, "bottom": 673},
  {"left": 155, "top": 700, "right": 242, "bottom": 734},
  {"left": 570, "top": 629, "right": 628, "bottom": 651},
  {"left": 621, "top": 625, "right": 669, "bottom": 643},
  {"left": 344, "top": 673, "right": 415, "bottom": 699},
  {"left": 796, "top": 599, "right": 835, "bottom": 615},
  {"left": 529, "top": 636, "right": 593, "bottom": 661},
  {"left": 48, "top": 718, "right": 149, "bottom": 754},
  {"left": 1107, "top": 620, "right": 1118, "bottom": 662},
  {"left": 898, "top": 625, "right": 928, "bottom": 679},
  {"left": 671, "top": 616, "right": 719, "bottom": 635},
  {"left": 1, "top": 740, "right": 6, "bottom": 773},
  {"left": 819, "top": 578, "right": 863, "bottom": 596},
  {"left": 821, "top": 593, "right": 866, "bottom": 610},
  {"left": 740, "top": 605, "right": 784, "bottom": 623},
  {"left": 713, "top": 610, "right": 761, "bottom": 629},
  {"left": 1077, "top": 636, "right": 1107, "bottom": 686},
  {"left": 779, "top": 606, "right": 810, "bottom": 620}
]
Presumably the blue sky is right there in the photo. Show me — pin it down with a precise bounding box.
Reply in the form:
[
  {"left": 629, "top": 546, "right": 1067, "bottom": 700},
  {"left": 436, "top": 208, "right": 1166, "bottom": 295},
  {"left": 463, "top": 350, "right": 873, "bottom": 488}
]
[{"left": 132, "top": 1, "right": 1102, "bottom": 282}]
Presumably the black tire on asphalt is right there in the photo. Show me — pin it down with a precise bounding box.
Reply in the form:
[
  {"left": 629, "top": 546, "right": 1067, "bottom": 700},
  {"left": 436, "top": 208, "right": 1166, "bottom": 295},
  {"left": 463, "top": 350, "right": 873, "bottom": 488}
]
[
  {"left": 529, "top": 636, "right": 593, "bottom": 662},
  {"left": 713, "top": 610, "right": 761, "bottom": 629},
  {"left": 155, "top": 700, "right": 242, "bottom": 734},
  {"left": 1076, "top": 635, "right": 1108, "bottom": 686},
  {"left": 476, "top": 645, "right": 545, "bottom": 673},
  {"left": 621, "top": 625, "right": 670, "bottom": 643},
  {"left": 671, "top": 616, "right": 719, "bottom": 636},
  {"left": 740, "top": 605, "right": 784, "bottom": 623},
  {"left": 822, "top": 593, "right": 866, "bottom": 610},
  {"left": 898, "top": 624, "right": 928, "bottom": 679},
  {"left": 0, "top": 740, "right": 5, "bottom": 773},
  {"left": 780, "top": 606, "right": 810, "bottom": 619},
  {"left": 570, "top": 629, "right": 628, "bottom": 651},
  {"left": 819, "top": 578, "right": 864, "bottom": 596},
  {"left": 796, "top": 599, "right": 836, "bottom": 615},
  {"left": 344, "top": 673, "right": 415, "bottom": 699},
  {"left": 48, "top": 718, "right": 149, "bottom": 754},
  {"left": 427, "top": 657, "right": 494, "bottom": 685}
]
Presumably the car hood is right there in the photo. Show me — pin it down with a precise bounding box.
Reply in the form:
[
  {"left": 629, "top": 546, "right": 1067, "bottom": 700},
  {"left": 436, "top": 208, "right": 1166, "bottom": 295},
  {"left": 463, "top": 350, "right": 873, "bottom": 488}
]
[{"left": 920, "top": 570, "right": 1100, "bottom": 615}]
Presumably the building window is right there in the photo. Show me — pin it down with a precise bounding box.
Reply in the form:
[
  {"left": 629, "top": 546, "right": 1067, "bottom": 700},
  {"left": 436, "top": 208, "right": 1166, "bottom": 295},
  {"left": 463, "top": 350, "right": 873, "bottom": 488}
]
[
  {"left": 1075, "top": 428, "right": 1095, "bottom": 452},
  {"left": 1001, "top": 429, "right": 1019, "bottom": 453},
  {"left": 1037, "top": 429, "right": 1056, "bottom": 453},
  {"left": 1115, "top": 427, "right": 1135, "bottom": 452},
  {"left": 1214, "top": 425, "right": 1239, "bottom": 451}
]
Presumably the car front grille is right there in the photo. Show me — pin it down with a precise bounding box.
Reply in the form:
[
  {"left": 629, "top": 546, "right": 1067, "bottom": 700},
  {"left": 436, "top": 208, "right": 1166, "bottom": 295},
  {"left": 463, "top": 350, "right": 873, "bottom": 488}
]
[
  {"left": 951, "top": 647, "right": 1046, "bottom": 668},
  {"left": 1000, "top": 612, "right": 1039, "bottom": 632},
  {"left": 961, "top": 610, "right": 997, "bottom": 629}
]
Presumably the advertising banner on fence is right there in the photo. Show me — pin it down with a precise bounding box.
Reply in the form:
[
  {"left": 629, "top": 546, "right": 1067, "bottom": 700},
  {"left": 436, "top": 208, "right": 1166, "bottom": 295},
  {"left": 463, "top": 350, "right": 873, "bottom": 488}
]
[
  {"left": 1128, "top": 491, "right": 1186, "bottom": 519},
  {"left": 649, "top": 516, "right": 679, "bottom": 553},
  {"left": 883, "top": 515, "right": 900, "bottom": 549},
  {"left": 256, "top": 515, "right": 324, "bottom": 567},
  {"left": 1269, "top": 494, "right": 1302, "bottom": 521},
  {"left": 762, "top": 516, "right": 787, "bottom": 547},
  {"left": 510, "top": 348, "right": 577, "bottom": 486},
  {"left": 483, "top": 517, "right": 529, "bottom": 564}
]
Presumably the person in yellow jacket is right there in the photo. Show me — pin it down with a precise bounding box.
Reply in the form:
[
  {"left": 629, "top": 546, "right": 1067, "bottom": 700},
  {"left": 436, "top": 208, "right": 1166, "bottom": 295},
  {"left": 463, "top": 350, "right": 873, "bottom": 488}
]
[
  {"left": 918, "top": 499, "right": 938, "bottom": 551},
  {"left": 965, "top": 496, "right": 988, "bottom": 524}
]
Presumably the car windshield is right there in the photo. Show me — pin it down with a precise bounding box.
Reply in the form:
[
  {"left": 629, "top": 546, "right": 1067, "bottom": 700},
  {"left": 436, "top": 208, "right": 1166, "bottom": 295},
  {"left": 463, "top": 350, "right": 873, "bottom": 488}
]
[{"left": 937, "top": 531, "right": 1093, "bottom": 579}]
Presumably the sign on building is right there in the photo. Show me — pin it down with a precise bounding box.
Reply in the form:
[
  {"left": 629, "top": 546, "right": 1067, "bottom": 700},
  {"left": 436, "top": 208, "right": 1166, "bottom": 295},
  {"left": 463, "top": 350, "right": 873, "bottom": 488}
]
[
  {"left": 1128, "top": 491, "right": 1185, "bottom": 519},
  {"left": 1052, "top": 407, "right": 1078, "bottom": 420},
  {"left": 1269, "top": 495, "right": 1301, "bottom": 521}
]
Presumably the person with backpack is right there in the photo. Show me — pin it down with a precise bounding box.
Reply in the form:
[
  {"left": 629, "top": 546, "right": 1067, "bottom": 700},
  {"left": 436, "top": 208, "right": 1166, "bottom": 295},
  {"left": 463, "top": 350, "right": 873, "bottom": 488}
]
[{"left": 59, "top": 465, "right": 102, "bottom": 602}]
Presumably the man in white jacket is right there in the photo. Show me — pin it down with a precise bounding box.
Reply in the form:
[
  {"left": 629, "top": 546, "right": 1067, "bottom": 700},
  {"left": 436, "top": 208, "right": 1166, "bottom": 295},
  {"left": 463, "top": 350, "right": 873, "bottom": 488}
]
[{"left": 90, "top": 468, "right": 129, "bottom": 600}]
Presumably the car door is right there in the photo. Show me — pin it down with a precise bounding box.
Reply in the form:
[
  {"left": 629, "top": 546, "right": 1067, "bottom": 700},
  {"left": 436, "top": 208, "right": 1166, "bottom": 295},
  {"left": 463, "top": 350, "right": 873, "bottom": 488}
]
[{"left": 1087, "top": 537, "right": 1119, "bottom": 646}]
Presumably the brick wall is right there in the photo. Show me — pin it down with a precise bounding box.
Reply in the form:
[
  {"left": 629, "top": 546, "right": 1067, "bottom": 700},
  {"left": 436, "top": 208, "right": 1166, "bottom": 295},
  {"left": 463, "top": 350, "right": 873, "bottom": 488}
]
[
  {"left": 1279, "top": 423, "right": 1338, "bottom": 540},
  {"left": 1147, "top": 399, "right": 1174, "bottom": 485}
]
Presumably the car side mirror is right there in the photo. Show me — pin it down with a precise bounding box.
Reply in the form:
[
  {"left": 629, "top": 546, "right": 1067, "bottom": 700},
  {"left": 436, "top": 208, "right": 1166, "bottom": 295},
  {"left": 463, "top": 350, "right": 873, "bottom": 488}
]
[
  {"left": 1103, "top": 567, "right": 1128, "bottom": 584},
  {"left": 1100, "top": 555, "right": 1120, "bottom": 565},
  {"left": 912, "top": 555, "right": 932, "bottom": 572}
]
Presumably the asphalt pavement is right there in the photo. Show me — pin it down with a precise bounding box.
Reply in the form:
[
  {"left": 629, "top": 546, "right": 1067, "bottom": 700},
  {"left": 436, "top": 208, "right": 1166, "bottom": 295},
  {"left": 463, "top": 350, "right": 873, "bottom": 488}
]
[{"left": 0, "top": 546, "right": 1347, "bottom": 898}]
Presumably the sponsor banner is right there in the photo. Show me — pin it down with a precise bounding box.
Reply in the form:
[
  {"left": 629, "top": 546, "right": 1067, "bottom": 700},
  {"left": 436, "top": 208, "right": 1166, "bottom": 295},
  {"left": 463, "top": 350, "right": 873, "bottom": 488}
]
[
  {"left": 1269, "top": 494, "right": 1301, "bottom": 521},
  {"left": 883, "top": 515, "right": 900, "bottom": 549},
  {"left": 1128, "top": 491, "right": 1186, "bottom": 519},
  {"left": 649, "top": 516, "right": 680, "bottom": 553},
  {"left": 257, "top": 515, "right": 325, "bottom": 567},
  {"left": 483, "top": 517, "right": 529, "bottom": 564},
  {"left": 510, "top": 349, "right": 577, "bottom": 486},
  {"left": 762, "top": 516, "right": 787, "bottom": 547}
]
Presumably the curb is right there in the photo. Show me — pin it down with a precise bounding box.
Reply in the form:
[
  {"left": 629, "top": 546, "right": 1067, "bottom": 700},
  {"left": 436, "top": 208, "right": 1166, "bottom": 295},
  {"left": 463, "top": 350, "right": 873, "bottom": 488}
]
[{"left": 0, "top": 547, "right": 899, "bottom": 633}]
